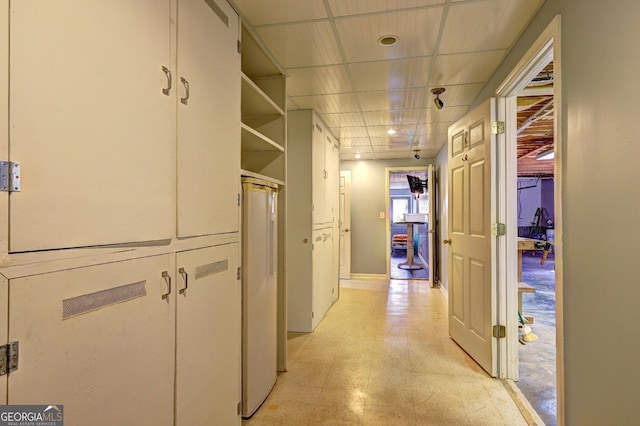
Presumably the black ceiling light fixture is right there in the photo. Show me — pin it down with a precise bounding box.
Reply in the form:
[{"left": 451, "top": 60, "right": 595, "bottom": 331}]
[{"left": 431, "top": 87, "right": 446, "bottom": 110}]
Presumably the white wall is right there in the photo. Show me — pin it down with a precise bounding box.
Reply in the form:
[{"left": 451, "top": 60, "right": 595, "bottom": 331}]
[{"left": 471, "top": 0, "right": 640, "bottom": 423}]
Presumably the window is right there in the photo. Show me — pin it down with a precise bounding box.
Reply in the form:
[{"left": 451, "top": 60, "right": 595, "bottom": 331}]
[{"left": 391, "top": 197, "right": 410, "bottom": 223}]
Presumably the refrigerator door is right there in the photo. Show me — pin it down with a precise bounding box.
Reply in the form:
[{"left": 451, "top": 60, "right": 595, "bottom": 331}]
[{"left": 242, "top": 178, "right": 279, "bottom": 417}]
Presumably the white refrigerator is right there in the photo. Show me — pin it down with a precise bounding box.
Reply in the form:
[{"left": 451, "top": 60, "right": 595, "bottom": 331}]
[{"left": 241, "top": 177, "right": 278, "bottom": 417}]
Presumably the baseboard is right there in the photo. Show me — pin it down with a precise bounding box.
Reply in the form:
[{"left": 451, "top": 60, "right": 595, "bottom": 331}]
[
  {"left": 439, "top": 283, "right": 448, "bottom": 299},
  {"left": 348, "top": 273, "right": 388, "bottom": 281}
]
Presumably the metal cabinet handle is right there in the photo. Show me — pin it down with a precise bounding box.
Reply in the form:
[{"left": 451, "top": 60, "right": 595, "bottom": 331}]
[
  {"left": 161, "top": 271, "right": 172, "bottom": 299},
  {"left": 180, "top": 77, "right": 190, "bottom": 105},
  {"left": 443, "top": 239, "right": 451, "bottom": 245},
  {"left": 343, "top": 228, "right": 350, "bottom": 233},
  {"left": 162, "top": 66, "right": 172, "bottom": 96},
  {"left": 178, "top": 267, "right": 188, "bottom": 295}
]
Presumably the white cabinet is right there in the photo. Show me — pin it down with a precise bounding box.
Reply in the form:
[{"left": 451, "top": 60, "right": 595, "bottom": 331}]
[
  {"left": 312, "top": 121, "right": 339, "bottom": 226},
  {"left": 8, "top": 0, "right": 175, "bottom": 252},
  {"left": 3, "top": 243, "right": 241, "bottom": 426},
  {"left": 175, "top": 243, "right": 241, "bottom": 425},
  {"left": 287, "top": 110, "right": 340, "bottom": 332},
  {"left": 7, "top": 255, "right": 176, "bottom": 426},
  {"left": 177, "top": 0, "right": 240, "bottom": 238},
  {"left": 311, "top": 228, "right": 335, "bottom": 330},
  {"left": 6, "top": 0, "right": 241, "bottom": 251}
]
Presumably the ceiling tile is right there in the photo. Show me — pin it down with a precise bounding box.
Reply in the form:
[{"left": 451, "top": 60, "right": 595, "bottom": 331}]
[
  {"left": 358, "top": 89, "right": 426, "bottom": 112},
  {"left": 233, "top": 0, "right": 327, "bottom": 25},
  {"left": 362, "top": 110, "right": 422, "bottom": 126},
  {"left": 335, "top": 8, "right": 443, "bottom": 62},
  {"left": 287, "top": 65, "right": 352, "bottom": 96},
  {"left": 430, "top": 50, "right": 507, "bottom": 86},
  {"left": 256, "top": 21, "right": 342, "bottom": 67},
  {"left": 338, "top": 127, "right": 370, "bottom": 138},
  {"left": 349, "top": 57, "right": 431, "bottom": 92},
  {"left": 320, "top": 112, "right": 366, "bottom": 128},
  {"left": 328, "top": 0, "right": 445, "bottom": 17},
  {"left": 290, "top": 93, "right": 361, "bottom": 114},
  {"left": 439, "top": 0, "right": 544, "bottom": 54}
]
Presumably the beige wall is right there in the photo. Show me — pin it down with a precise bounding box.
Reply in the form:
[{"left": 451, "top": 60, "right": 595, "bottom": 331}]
[
  {"left": 340, "top": 158, "right": 433, "bottom": 275},
  {"left": 459, "top": 0, "right": 640, "bottom": 423}
]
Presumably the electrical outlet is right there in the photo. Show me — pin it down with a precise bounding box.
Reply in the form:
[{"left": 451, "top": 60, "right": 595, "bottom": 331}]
[{"left": 379, "top": 212, "right": 385, "bottom": 219}]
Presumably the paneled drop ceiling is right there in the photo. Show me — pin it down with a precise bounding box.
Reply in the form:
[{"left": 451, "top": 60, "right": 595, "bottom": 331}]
[{"left": 230, "top": 0, "right": 545, "bottom": 160}]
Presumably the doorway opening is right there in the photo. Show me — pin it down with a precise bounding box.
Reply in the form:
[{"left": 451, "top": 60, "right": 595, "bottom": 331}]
[
  {"left": 495, "top": 15, "right": 562, "bottom": 425},
  {"left": 386, "top": 168, "right": 429, "bottom": 280}
]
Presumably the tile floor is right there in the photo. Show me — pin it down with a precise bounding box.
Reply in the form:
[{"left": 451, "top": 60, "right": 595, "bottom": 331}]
[{"left": 243, "top": 278, "right": 530, "bottom": 425}]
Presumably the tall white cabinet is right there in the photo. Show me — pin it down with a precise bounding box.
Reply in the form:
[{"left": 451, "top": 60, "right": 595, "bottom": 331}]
[
  {"left": 1, "top": 1, "right": 244, "bottom": 425},
  {"left": 287, "top": 110, "right": 340, "bottom": 332}
]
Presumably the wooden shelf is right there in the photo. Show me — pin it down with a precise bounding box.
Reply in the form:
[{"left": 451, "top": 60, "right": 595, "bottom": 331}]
[
  {"left": 241, "top": 123, "right": 284, "bottom": 153},
  {"left": 241, "top": 73, "right": 284, "bottom": 117},
  {"left": 241, "top": 169, "right": 284, "bottom": 187}
]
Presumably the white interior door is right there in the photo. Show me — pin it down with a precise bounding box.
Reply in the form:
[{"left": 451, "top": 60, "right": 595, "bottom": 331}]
[
  {"left": 339, "top": 171, "right": 352, "bottom": 279},
  {"left": 175, "top": 243, "right": 241, "bottom": 425},
  {"left": 8, "top": 255, "right": 175, "bottom": 425},
  {"left": 448, "top": 98, "right": 497, "bottom": 376},
  {"left": 427, "top": 164, "right": 435, "bottom": 284}
]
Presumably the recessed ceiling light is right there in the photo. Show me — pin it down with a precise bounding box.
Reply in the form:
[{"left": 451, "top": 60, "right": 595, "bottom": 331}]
[
  {"left": 378, "top": 35, "right": 398, "bottom": 46},
  {"left": 355, "top": 152, "right": 361, "bottom": 159},
  {"left": 387, "top": 128, "right": 396, "bottom": 135}
]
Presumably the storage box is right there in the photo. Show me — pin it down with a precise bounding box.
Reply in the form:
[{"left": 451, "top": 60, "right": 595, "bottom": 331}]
[{"left": 404, "top": 213, "right": 426, "bottom": 222}]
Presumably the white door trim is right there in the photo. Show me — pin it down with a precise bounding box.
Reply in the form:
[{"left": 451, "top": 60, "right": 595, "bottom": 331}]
[{"left": 494, "top": 14, "right": 563, "bottom": 421}]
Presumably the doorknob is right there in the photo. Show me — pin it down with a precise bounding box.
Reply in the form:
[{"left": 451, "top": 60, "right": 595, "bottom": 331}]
[
  {"left": 443, "top": 239, "right": 451, "bottom": 245},
  {"left": 343, "top": 228, "right": 350, "bottom": 232}
]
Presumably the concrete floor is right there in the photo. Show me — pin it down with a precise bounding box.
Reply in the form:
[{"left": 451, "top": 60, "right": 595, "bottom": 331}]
[
  {"left": 519, "top": 251, "right": 557, "bottom": 426},
  {"left": 244, "top": 279, "right": 531, "bottom": 425}
]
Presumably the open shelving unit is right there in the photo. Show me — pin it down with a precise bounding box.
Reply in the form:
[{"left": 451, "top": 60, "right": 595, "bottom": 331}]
[{"left": 240, "top": 24, "right": 286, "bottom": 185}]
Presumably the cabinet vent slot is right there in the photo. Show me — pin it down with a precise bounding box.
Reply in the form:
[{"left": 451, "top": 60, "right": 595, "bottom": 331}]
[
  {"left": 204, "top": 0, "right": 229, "bottom": 27},
  {"left": 195, "top": 259, "right": 228, "bottom": 280},
  {"left": 62, "top": 281, "right": 146, "bottom": 320}
]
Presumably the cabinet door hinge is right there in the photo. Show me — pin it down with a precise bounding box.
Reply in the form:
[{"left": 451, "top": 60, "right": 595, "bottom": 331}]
[
  {"left": 0, "top": 342, "right": 19, "bottom": 376},
  {"left": 491, "top": 121, "right": 505, "bottom": 135},
  {"left": 491, "top": 223, "right": 506, "bottom": 236},
  {"left": 311, "top": 311, "right": 314, "bottom": 319},
  {"left": 237, "top": 267, "right": 242, "bottom": 280},
  {"left": 237, "top": 193, "right": 241, "bottom": 206},
  {"left": 0, "top": 161, "right": 21, "bottom": 192},
  {"left": 492, "top": 325, "right": 506, "bottom": 338},
  {"left": 237, "top": 40, "right": 241, "bottom": 54},
  {"left": 237, "top": 401, "right": 242, "bottom": 416}
]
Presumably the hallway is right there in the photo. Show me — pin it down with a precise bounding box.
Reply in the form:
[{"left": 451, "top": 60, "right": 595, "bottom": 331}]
[{"left": 244, "top": 279, "right": 531, "bottom": 425}]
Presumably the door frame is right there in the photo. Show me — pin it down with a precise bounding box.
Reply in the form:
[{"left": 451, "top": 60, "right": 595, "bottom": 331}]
[
  {"left": 384, "top": 166, "right": 429, "bottom": 279},
  {"left": 339, "top": 170, "right": 352, "bottom": 279},
  {"left": 494, "top": 14, "right": 563, "bottom": 418}
]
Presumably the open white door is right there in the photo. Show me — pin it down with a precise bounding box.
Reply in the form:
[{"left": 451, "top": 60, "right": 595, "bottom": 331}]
[
  {"left": 447, "top": 98, "right": 498, "bottom": 376},
  {"left": 427, "top": 164, "right": 435, "bottom": 284},
  {"left": 339, "top": 171, "right": 351, "bottom": 279}
]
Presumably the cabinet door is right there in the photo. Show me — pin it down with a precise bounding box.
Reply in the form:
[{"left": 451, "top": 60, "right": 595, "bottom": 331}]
[
  {"left": 8, "top": 255, "right": 175, "bottom": 426},
  {"left": 175, "top": 243, "right": 241, "bottom": 425},
  {"left": 9, "top": 1, "right": 174, "bottom": 252},
  {"left": 312, "top": 120, "right": 326, "bottom": 226},
  {"left": 177, "top": 0, "right": 240, "bottom": 237}
]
